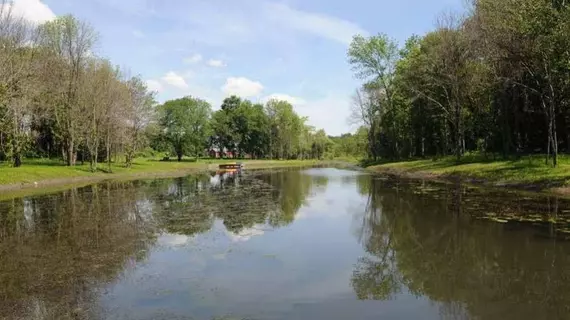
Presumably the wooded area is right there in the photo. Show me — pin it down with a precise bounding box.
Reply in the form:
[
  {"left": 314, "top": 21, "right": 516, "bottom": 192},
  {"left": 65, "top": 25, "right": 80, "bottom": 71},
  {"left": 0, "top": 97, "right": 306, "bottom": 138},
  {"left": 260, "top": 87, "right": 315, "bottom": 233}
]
[
  {"left": 150, "top": 95, "right": 339, "bottom": 162},
  {"left": 0, "top": 4, "right": 158, "bottom": 170},
  {"left": 348, "top": 0, "right": 570, "bottom": 167},
  {"left": 0, "top": 2, "right": 365, "bottom": 171}
]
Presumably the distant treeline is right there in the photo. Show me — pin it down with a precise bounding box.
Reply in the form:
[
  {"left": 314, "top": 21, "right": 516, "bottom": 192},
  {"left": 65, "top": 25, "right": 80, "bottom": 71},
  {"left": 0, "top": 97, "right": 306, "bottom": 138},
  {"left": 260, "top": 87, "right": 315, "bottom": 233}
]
[
  {"left": 0, "top": 5, "right": 366, "bottom": 170},
  {"left": 348, "top": 0, "right": 570, "bottom": 166},
  {"left": 150, "top": 95, "right": 341, "bottom": 162}
]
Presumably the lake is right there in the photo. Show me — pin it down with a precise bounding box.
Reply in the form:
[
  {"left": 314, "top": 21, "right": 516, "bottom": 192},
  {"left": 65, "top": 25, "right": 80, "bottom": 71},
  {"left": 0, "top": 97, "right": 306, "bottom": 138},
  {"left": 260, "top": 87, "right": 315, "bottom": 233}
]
[{"left": 1, "top": 167, "right": 570, "bottom": 320}]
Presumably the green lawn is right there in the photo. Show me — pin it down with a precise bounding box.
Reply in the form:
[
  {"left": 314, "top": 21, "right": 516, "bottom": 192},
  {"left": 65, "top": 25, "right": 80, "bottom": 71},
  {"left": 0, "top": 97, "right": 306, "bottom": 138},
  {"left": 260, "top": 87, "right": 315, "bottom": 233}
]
[
  {"left": 0, "top": 158, "right": 327, "bottom": 186},
  {"left": 367, "top": 154, "right": 570, "bottom": 187}
]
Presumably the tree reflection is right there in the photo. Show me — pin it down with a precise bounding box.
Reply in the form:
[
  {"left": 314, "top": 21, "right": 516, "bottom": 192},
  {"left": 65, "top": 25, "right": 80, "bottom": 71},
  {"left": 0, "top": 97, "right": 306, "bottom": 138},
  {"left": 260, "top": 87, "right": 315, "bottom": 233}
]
[
  {"left": 258, "top": 169, "right": 324, "bottom": 227},
  {"left": 0, "top": 169, "right": 330, "bottom": 319},
  {"left": 0, "top": 182, "right": 156, "bottom": 319},
  {"left": 151, "top": 170, "right": 329, "bottom": 235},
  {"left": 352, "top": 176, "right": 402, "bottom": 300},
  {"left": 153, "top": 174, "right": 216, "bottom": 235},
  {"left": 353, "top": 176, "right": 570, "bottom": 319}
]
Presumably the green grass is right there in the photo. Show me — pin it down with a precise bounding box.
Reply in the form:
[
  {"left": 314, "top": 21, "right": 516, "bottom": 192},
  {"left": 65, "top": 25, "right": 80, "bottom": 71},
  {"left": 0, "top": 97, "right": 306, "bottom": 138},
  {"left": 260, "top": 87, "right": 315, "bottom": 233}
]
[
  {"left": 0, "top": 157, "right": 330, "bottom": 186},
  {"left": 367, "top": 154, "right": 570, "bottom": 187}
]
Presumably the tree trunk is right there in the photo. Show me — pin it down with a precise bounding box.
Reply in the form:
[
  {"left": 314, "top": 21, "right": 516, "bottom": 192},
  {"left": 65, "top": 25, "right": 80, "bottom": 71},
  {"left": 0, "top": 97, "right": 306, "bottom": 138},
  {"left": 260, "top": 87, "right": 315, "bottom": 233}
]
[
  {"left": 126, "top": 152, "right": 133, "bottom": 168},
  {"left": 177, "top": 153, "right": 182, "bottom": 162},
  {"left": 546, "top": 132, "right": 551, "bottom": 165},
  {"left": 67, "top": 138, "right": 75, "bottom": 166},
  {"left": 13, "top": 153, "right": 21, "bottom": 168},
  {"left": 545, "top": 99, "right": 553, "bottom": 166},
  {"left": 455, "top": 127, "right": 461, "bottom": 162},
  {"left": 106, "top": 132, "right": 112, "bottom": 173},
  {"left": 566, "top": 131, "right": 570, "bottom": 154},
  {"left": 442, "top": 117, "right": 448, "bottom": 157},
  {"left": 62, "top": 144, "right": 67, "bottom": 164},
  {"left": 455, "top": 102, "right": 462, "bottom": 162},
  {"left": 90, "top": 145, "right": 98, "bottom": 172},
  {"left": 552, "top": 109, "right": 558, "bottom": 167}
]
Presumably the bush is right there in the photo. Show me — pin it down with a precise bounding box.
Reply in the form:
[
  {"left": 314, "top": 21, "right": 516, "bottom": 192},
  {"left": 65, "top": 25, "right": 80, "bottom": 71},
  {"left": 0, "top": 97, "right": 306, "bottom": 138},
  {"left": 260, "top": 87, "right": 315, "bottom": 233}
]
[{"left": 135, "top": 147, "right": 158, "bottom": 159}]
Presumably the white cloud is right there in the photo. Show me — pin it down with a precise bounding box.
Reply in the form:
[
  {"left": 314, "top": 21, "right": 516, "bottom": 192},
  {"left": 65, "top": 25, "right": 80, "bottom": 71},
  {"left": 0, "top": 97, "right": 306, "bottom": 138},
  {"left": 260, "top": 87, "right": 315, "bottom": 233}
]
[
  {"left": 207, "top": 59, "right": 225, "bottom": 68},
  {"left": 227, "top": 225, "right": 266, "bottom": 242},
  {"left": 295, "top": 93, "right": 352, "bottom": 136},
  {"left": 159, "top": 234, "right": 190, "bottom": 246},
  {"left": 145, "top": 79, "right": 163, "bottom": 93},
  {"left": 2, "top": 0, "right": 56, "bottom": 24},
  {"left": 132, "top": 29, "right": 144, "bottom": 39},
  {"left": 263, "top": 2, "right": 368, "bottom": 45},
  {"left": 183, "top": 53, "right": 203, "bottom": 64},
  {"left": 263, "top": 93, "right": 306, "bottom": 105},
  {"left": 133, "top": 2, "right": 365, "bottom": 49},
  {"left": 162, "top": 71, "right": 188, "bottom": 89},
  {"left": 222, "top": 77, "right": 263, "bottom": 98}
]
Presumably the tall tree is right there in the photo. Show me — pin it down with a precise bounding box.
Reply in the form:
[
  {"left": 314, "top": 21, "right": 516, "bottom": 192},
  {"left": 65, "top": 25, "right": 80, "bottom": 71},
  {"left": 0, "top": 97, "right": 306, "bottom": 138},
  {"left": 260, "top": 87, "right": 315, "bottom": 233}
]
[
  {"left": 348, "top": 33, "right": 401, "bottom": 159},
  {"left": 265, "top": 99, "right": 304, "bottom": 159},
  {"left": 0, "top": 2, "right": 38, "bottom": 167},
  {"left": 124, "top": 76, "right": 156, "bottom": 168},
  {"left": 37, "top": 15, "right": 97, "bottom": 166},
  {"left": 80, "top": 59, "right": 111, "bottom": 171},
  {"left": 474, "top": 0, "right": 570, "bottom": 166},
  {"left": 158, "top": 96, "right": 211, "bottom": 161}
]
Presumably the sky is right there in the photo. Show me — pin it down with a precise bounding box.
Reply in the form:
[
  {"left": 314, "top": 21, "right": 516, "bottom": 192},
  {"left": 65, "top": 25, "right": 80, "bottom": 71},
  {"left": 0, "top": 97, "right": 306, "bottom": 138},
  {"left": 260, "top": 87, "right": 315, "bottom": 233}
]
[{"left": 6, "top": 0, "right": 464, "bottom": 135}]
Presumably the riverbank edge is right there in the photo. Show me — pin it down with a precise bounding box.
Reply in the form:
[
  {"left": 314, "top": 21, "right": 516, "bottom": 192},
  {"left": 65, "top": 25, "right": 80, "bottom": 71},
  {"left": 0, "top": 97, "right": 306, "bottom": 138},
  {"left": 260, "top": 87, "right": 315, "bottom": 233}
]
[
  {"left": 365, "top": 165, "right": 570, "bottom": 197},
  {"left": 0, "top": 160, "right": 351, "bottom": 199}
]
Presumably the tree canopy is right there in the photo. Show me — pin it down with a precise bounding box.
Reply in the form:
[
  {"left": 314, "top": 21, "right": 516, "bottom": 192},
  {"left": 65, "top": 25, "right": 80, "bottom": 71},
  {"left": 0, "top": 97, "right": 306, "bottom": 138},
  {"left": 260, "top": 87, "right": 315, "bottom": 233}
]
[
  {"left": 0, "top": 7, "right": 340, "bottom": 167},
  {"left": 348, "top": 0, "right": 570, "bottom": 167}
]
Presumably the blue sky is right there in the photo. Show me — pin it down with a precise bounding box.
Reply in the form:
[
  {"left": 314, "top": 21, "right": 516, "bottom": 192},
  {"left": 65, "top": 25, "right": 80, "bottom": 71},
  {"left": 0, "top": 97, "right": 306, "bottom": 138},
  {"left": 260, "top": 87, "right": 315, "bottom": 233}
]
[{"left": 10, "top": 0, "right": 463, "bottom": 135}]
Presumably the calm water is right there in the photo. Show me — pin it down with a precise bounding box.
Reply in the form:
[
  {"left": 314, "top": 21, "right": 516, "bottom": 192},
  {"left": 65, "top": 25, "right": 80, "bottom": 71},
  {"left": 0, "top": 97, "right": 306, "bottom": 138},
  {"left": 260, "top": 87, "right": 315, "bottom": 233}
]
[{"left": 2, "top": 168, "right": 570, "bottom": 320}]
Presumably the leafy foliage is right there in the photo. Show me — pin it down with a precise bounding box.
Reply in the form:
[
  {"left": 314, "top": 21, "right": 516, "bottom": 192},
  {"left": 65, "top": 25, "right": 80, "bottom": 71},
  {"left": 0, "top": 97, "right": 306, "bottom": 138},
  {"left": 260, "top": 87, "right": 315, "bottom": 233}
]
[
  {"left": 158, "top": 96, "right": 211, "bottom": 161},
  {"left": 349, "top": 0, "right": 570, "bottom": 167}
]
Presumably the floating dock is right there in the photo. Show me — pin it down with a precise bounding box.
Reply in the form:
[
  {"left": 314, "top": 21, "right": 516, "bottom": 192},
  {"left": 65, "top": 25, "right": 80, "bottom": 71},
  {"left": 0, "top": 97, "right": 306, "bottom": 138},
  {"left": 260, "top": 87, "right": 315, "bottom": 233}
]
[{"left": 218, "top": 162, "right": 244, "bottom": 172}]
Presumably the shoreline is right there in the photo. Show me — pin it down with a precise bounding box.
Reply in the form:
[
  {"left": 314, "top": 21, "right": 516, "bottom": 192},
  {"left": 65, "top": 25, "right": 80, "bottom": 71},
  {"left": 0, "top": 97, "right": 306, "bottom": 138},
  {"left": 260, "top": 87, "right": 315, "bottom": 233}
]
[
  {"left": 0, "top": 160, "right": 346, "bottom": 200},
  {"left": 4, "top": 157, "right": 566, "bottom": 200},
  {"left": 0, "top": 168, "right": 207, "bottom": 200},
  {"left": 365, "top": 165, "right": 570, "bottom": 197}
]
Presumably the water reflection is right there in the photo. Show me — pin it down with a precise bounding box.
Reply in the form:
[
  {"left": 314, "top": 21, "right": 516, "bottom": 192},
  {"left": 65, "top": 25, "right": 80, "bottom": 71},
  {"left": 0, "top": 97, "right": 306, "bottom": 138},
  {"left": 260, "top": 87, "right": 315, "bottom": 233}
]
[
  {"left": 0, "top": 183, "right": 156, "bottom": 319},
  {"left": 3, "top": 169, "right": 570, "bottom": 319},
  {"left": 152, "top": 170, "right": 326, "bottom": 235},
  {"left": 353, "top": 176, "right": 570, "bottom": 319},
  {"left": 0, "top": 170, "right": 329, "bottom": 319}
]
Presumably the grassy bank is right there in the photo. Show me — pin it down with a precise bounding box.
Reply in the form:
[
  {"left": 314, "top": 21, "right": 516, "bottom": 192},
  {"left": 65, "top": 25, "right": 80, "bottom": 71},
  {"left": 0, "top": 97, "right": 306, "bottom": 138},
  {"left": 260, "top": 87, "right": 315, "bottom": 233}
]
[
  {"left": 0, "top": 158, "right": 329, "bottom": 193},
  {"left": 366, "top": 154, "right": 570, "bottom": 193}
]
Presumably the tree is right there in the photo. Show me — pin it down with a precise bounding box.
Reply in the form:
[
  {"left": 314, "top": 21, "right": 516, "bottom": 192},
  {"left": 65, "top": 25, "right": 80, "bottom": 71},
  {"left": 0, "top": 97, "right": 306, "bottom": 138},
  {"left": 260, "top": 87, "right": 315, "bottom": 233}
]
[
  {"left": 349, "top": 33, "right": 402, "bottom": 159},
  {"left": 80, "top": 59, "right": 110, "bottom": 171},
  {"left": 474, "top": 0, "right": 570, "bottom": 166},
  {"left": 158, "top": 96, "right": 211, "bottom": 161},
  {"left": 265, "top": 99, "right": 304, "bottom": 159},
  {"left": 210, "top": 109, "right": 235, "bottom": 157},
  {"left": 0, "top": 2, "right": 37, "bottom": 167},
  {"left": 125, "top": 76, "right": 156, "bottom": 167},
  {"left": 398, "top": 21, "right": 476, "bottom": 161},
  {"left": 233, "top": 101, "right": 270, "bottom": 158},
  {"left": 37, "top": 15, "right": 97, "bottom": 166},
  {"left": 311, "top": 129, "right": 332, "bottom": 159},
  {"left": 100, "top": 65, "right": 129, "bottom": 172},
  {"left": 0, "top": 9, "right": 332, "bottom": 167}
]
